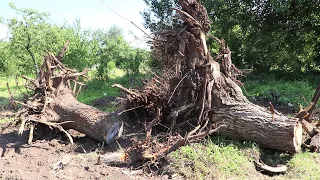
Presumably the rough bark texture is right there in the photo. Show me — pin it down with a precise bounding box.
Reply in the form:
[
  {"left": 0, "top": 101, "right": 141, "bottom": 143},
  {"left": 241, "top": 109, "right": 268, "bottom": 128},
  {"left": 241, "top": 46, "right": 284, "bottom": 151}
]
[
  {"left": 211, "top": 102, "right": 302, "bottom": 152},
  {"left": 15, "top": 42, "right": 116, "bottom": 144},
  {"left": 14, "top": 0, "right": 315, "bottom": 160},
  {"left": 47, "top": 84, "right": 115, "bottom": 142},
  {"left": 205, "top": 63, "right": 302, "bottom": 152},
  {"left": 116, "top": 0, "right": 303, "bottom": 156}
]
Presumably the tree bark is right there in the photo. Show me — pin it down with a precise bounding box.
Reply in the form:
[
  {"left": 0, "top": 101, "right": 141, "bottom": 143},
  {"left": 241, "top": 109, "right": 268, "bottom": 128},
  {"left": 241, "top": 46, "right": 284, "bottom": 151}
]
[
  {"left": 211, "top": 102, "right": 302, "bottom": 152},
  {"left": 206, "top": 63, "right": 302, "bottom": 152},
  {"left": 15, "top": 42, "right": 117, "bottom": 145},
  {"left": 46, "top": 83, "right": 116, "bottom": 142},
  {"left": 117, "top": 0, "right": 304, "bottom": 154},
  {"left": 15, "top": 0, "right": 305, "bottom": 155}
]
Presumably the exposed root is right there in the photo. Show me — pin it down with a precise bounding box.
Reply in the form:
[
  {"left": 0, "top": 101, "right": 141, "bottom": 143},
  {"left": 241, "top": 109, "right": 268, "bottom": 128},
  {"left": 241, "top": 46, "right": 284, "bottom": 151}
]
[
  {"left": 254, "top": 160, "right": 288, "bottom": 173},
  {"left": 28, "top": 123, "right": 35, "bottom": 145},
  {"left": 11, "top": 41, "right": 83, "bottom": 144}
]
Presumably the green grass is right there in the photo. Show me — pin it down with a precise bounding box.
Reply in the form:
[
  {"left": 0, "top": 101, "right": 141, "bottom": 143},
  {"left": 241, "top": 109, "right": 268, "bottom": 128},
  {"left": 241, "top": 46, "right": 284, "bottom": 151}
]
[
  {"left": 77, "top": 69, "right": 148, "bottom": 111},
  {"left": 169, "top": 136, "right": 320, "bottom": 180},
  {"left": 2, "top": 71, "right": 320, "bottom": 179},
  {"left": 0, "top": 117, "right": 13, "bottom": 124},
  {"left": 0, "top": 76, "right": 28, "bottom": 107},
  {"left": 284, "top": 152, "right": 320, "bottom": 180},
  {"left": 242, "top": 74, "right": 320, "bottom": 111}
]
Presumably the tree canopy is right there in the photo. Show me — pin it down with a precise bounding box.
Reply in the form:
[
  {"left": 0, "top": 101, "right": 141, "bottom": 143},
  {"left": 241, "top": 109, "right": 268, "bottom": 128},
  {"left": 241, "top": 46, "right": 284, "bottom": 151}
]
[
  {"left": 142, "top": 0, "right": 320, "bottom": 73},
  {"left": 0, "top": 3, "right": 151, "bottom": 78}
]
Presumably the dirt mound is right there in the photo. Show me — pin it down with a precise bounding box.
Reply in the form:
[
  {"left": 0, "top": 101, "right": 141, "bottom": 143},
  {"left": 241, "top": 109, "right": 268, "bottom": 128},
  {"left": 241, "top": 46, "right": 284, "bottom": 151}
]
[{"left": 0, "top": 123, "right": 167, "bottom": 180}]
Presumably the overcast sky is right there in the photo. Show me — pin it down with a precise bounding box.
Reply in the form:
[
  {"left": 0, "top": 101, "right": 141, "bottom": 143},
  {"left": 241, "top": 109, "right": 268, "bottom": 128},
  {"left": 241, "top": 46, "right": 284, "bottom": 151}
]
[{"left": 0, "top": 0, "right": 150, "bottom": 47}]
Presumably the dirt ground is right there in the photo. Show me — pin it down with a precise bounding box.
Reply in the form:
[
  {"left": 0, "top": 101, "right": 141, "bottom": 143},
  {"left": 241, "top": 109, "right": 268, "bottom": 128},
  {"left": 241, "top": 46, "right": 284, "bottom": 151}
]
[{"left": 0, "top": 121, "right": 169, "bottom": 180}]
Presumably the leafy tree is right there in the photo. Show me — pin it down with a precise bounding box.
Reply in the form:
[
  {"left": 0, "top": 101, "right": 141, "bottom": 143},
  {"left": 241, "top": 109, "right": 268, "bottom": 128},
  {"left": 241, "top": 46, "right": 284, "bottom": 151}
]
[
  {"left": 62, "top": 19, "right": 100, "bottom": 70},
  {"left": 142, "top": 0, "right": 179, "bottom": 32},
  {"left": 0, "top": 3, "right": 151, "bottom": 79},
  {"left": 0, "top": 4, "right": 99, "bottom": 76},
  {"left": 142, "top": 0, "right": 320, "bottom": 73},
  {"left": 92, "top": 26, "right": 151, "bottom": 79},
  {"left": 3, "top": 3, "right": 52, "bottom": 75},
  {"left": 0, "top": 41, "right": 15, "bottom": 76}
]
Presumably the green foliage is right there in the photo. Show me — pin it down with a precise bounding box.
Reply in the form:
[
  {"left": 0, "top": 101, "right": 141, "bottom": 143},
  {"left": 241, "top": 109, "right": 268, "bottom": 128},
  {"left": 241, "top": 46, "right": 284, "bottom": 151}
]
[
  {"left": 0, "top": 3, "right": 151, "bottom": 79},
  {"left": 201, "top": 0, "right": 320, "bottom": 72},
  {"left": 1, "top": 3, "right": 74, "bottom": 76},
  {"left": 5, "top": 3, "right": 52, "bottom": 75},
  {"left": 142, "top": 0, "right": 179, "bottom": 32},
  {"left": 142, "top": 0, "right": 320, "bottom": 73},
  {"left": 92, "top": 26, "right": 152, "bottom": 79},
  {"left": 243, "top": 73, "right": 320, "bottom": 110},
  {"left": 0, "top": 41, "right": 15, "bottom": 76},
  {"left": 62, "top": 19, "right": 101, "bottom": 70}
]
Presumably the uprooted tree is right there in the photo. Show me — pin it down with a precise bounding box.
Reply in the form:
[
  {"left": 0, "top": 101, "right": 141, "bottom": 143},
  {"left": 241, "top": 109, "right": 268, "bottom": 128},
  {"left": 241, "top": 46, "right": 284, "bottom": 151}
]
[{"left": 13, "top": 0, "right": 320, "bottom": 166}]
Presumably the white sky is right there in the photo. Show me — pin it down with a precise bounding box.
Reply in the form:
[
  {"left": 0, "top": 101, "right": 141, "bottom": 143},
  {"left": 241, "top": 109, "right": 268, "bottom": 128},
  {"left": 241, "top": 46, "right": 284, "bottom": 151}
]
[{"left": 0, "top": 0, "right": 150, "bottom": 47}]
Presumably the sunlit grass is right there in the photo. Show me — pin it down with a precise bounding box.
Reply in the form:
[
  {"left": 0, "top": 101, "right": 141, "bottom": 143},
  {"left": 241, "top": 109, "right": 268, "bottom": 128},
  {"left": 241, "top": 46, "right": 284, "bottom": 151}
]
[
  {"left": 169, "top": 136, "right": 320, "bottom": 180},
  {"left": 0, "top": 117, "right": 13, "bottom": 124},
  {"left": 169, "top": 137, "right": 259, "bottom": 180},
  {"left": 243, "top": 79, "right": 318, "bottom": 111},
  {"left": 0, "top": 76, "right": 28, "bottom": 107},
  {"left": 77, "top": 68, "right": 147, "bottom": 112}
]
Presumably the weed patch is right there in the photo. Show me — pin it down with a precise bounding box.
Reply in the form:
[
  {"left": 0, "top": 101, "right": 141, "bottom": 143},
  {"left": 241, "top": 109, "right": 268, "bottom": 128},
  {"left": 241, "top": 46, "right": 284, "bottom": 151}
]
[
  {"left": 169, "top": 136, "right": 320, "bottom": 180},
  {"left": 243, "top": 78, "right": 318, "bottom": 111}
]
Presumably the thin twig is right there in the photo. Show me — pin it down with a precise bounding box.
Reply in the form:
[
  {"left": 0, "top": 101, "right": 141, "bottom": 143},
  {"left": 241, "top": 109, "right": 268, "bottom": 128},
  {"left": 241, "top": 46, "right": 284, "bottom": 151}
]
[
  {"left": 167, "top": 70, "right": 190, "bottom": 104},
  {"left": 99, "top": 0, "right": 155, "bottom": 40},
  {"left": 117, "top": 105, "right": 145, "bottom": 116}
]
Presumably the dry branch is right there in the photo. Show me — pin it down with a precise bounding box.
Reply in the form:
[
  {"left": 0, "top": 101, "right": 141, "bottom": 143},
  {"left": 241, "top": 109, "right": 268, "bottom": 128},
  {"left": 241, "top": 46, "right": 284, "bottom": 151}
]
[
  {"left": 254, "top": 160, "right": 288, "bottom": 173},
  {"left": 13, "top": 42, "right": 119, "bottom": 145}
]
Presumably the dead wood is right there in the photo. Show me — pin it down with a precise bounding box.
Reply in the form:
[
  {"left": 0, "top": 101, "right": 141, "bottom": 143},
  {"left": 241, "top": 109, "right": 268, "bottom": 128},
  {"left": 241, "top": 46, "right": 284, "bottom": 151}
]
[
  {"left": 310, "top": 133, "right": 320, "bottom": 153},
  {"left": 12, "top": 42, "right": 118, "bottom": 144},
  {"left": 115, "top": 0, "right": 303, "bottom": 157},
  {"left": 301, "top": 119, "right": 318, "bottom": 137},
  {"left": 9, "top": 0, "right": 319, "bottom": 171},
  {"left": 254, "top": 160, "right": 288, "bottom": 173}
]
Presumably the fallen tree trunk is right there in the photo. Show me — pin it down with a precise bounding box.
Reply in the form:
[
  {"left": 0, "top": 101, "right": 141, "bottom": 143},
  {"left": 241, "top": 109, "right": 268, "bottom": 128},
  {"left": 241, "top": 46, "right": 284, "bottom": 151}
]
[
  {"left": 46, "top": 86, "right": 116, "bottom": 142},
  {"left": 14, "top": 42, "right": 118, "bottom": 144},
  {"left": 13, "top": 0, "right": 311, "bottom": 162},
  {"left": 211, "top": 102, "right": 302, "bottom": 152},
  {"left": 114, "top": 0, "right": 303, "bottom": 156}
]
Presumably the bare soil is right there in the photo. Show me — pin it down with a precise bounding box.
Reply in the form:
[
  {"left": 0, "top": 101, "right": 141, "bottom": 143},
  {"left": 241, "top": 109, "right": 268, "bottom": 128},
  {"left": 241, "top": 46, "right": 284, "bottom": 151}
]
[{"left": 0, "top": 121, "right": 169, "bottom": 180}]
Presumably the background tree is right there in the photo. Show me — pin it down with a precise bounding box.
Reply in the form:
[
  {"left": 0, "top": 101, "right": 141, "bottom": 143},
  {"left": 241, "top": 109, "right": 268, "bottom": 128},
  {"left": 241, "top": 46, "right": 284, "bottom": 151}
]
[
  {"left": 142, "top": 0, "right": 320, "bottom": 73},
  {"left": 3, "top": 3, "right": 53, "bottom": 76},
  {"left": 0, "top": 3, "right": 151, "bottom": 78},
  {"left": 93, "top": 26, "right": 151, "bottom": 79}
]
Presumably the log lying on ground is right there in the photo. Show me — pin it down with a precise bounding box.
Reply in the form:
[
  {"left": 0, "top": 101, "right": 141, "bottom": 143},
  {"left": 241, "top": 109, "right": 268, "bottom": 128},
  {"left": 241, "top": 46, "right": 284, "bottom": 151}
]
[
  {"left": 14, "top": 42, "right": 118, "bottom": 144},
  {"left": 206, "top": 70, "right": 303, "bottom": 152},
  {"left": 116, "top": 0, "right": 304, "bottom": 155},
  {"left": 45, "top": 85, "right": 117, "bottom": 142},
  {"left": 211, "top": 102, "right": 302, "bottom": 152}
]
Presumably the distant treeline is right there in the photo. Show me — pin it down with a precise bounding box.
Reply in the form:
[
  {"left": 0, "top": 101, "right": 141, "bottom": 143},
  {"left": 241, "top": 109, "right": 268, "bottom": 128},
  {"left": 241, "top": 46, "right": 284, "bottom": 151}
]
[
  {"left": 142, "top": 0, "right": 320, "bottom": 74},
  {"left": 0, "top": 3, "right": 152, "bottom": 79}
]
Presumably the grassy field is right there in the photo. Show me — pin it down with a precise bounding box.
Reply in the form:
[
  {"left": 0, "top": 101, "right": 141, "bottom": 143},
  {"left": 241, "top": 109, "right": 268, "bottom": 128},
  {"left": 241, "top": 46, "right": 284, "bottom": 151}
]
[{"left": 1, "top": 72, "right": 320, "bottom": 179}]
